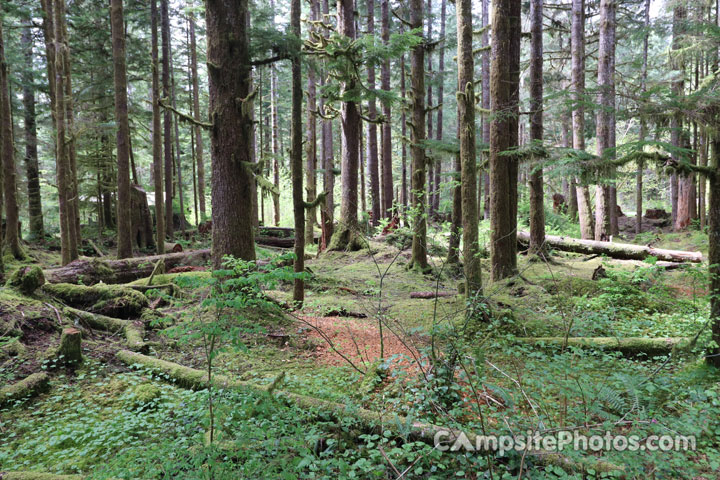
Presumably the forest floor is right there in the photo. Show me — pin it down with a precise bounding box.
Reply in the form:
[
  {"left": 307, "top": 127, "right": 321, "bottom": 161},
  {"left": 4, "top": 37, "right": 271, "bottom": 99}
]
[{"left": 1, "top": 221, "right": 719, "bottom": 479}]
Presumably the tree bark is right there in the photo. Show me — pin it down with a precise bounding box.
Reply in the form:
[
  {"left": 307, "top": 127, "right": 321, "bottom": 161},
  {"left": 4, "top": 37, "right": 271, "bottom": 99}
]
[
  {"left": 161, "top": 0, "right": 174, "bottom": 239},
  {"left": 206, "top": 0, "right": 256, "bottom": 266},
  {"left": 594, "top": 0, "right": 615, "bottom": 242},
  {"left": 366, "top": 0, "right": 381, "bottom": 227},
  {"left": 188, "top": 1, "right": 206, "bottom": 221},
  {"left": 328, "top": 0, "right": 363, "bottom": 251},
  {"left": 400, "top": 53, "right": 408, "bottom": 211},
  {"left": 433, "top": 0, "right": 446, "bottom": 216},
  {"left": 707, "top": 136, "right": 720, "bottom": 367},
  {"left": 636, "top": 0, "right": 650, "bottom": 235},
  {"left": 528, "top": 0, "right": 546, "bottom": 257},
  {"left": 409, "top": 0, "right": 428, "bottom": 271},
  {"left": 0, "top": 10, "right": 20, "bottom": 261},
  {"left": 21, "top": 25, "right": 44, "bottom": 241},
  {"left": 111, "top": 0, "right": 133, "bottom": 259},
  {"left": 305, "top": 0, "right": 318, "bottom": 244},
  {"left": 481, "top": 0, "right": 490, "bottom": 221},
  {"left": 489, "top": 0, "right": 521, "bottom": 280},
  {"left": 380, "top": 0, "right": 393, "bottom": 219},
  {"left": 457, "top": 0, "right": 482, "bottom": 294},
  {"left": 291, "top": 0, "right": 305, "bottom": 305},
  {"left": 571, "top": 0, "right": 594, "bottom": 240},
  {"left": 426, "top": 0, "right": 434, "bottom": 219},
  {"left": 320, "top": 0, "right": 334, "bottom": 248},
  {"left": 151, "top": 0, "right": 165, "bottom": 254},
  {"left": 671, "top": 3, "right": 687, "bottom": 231}
]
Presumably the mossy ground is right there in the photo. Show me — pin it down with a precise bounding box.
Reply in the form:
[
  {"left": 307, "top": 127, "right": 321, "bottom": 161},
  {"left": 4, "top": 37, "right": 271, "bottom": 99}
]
[{"left": 2, "top": 231, "right": 720, "bottom": 478}]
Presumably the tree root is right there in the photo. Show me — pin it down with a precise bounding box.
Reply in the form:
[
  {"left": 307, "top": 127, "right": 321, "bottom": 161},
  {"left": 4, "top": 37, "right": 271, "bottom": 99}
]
[{"left": 63, "top": 307, "right": 146, "bottom": 352}]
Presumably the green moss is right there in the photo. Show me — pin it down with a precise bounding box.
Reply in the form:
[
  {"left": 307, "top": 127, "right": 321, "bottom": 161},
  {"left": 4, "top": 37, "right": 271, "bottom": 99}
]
[
  {"left": 327, "top": 222, "right": 366, "bottom": 251},
  {"left": 0, "top": 473, "right": 83, "bottom": 480},
  {"left": 0, "top": 337, "right": 27, "bottom": 361},
  {"left": 6, "top": 266, "right": 46, "bottom": 295},
  {"left": 125, "top": 322, "right": 147, "bottom": 352},
  {"left": 0, "top": 372, "right": 50, "bottom": 408},
  {"left": 42, "top": 283, "right": 148, "bottom": 318},
  {"left": 128, "top": 384, "right": 162, "bottom": 409}
]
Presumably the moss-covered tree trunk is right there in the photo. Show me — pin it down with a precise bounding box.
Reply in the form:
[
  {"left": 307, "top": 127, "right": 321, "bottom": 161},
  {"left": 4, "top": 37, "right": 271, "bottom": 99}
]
[
  {"left": 489, "top": 0, "right": 521, "bottom": 281},
  {"left": 457, "top": 0, "right": 481, "bottom": 294},
  {"left": 291, "top": 0, "right": 305, "bottom": 305},
  {"left": 206, "top": 0, "right": 256, "bottom": 266},
  {"left": 400, "top": 53, "right": 408, "bottom": 211},
  {"left": 21, "top": 25, "right": 44, "bottom": 241},
  {"left": 528, "top": 0, "right": 546, "bottom": 257},
  {"left": 571, "top": 0, "right": 594, "bottom": 240},
  {"left": 636, "top": 0, "right": 650, "bottom": 235},
  {"left": 111, "top": 0, "right": 133, "bottom": 259},
  {"left": 328, "top": 0, "right": 363, "bottom": 251},
  {"left": 366, "top": 0, "right": 381, "bottom": 227},
  {"left": 409, "top": 0, "right": 428, "bottom": 271},
  {"left": 433, "top": 0, "right": 446, "bottom": 216},
  {"left": 481, "top": 0, "right": 490, "bottom": 222},
  {"left": 305, "top": 0, "right": 318, "bottom": 245},
  {"left": 151, "top": 0, "right": 165, "bottom": 254}
]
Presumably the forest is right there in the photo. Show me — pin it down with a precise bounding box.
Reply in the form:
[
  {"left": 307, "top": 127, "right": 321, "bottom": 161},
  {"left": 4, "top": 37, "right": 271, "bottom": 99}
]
[{"left": 0, "top": 0, "right": 719, "bottom": 478}]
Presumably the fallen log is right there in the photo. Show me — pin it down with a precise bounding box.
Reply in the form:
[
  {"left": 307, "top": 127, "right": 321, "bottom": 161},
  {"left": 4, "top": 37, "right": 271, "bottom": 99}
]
[
  {"left": 517, "top": 231, "right": 702, "bottom": 263},
  {"left": 44, "top": 249, "right": 211, "bottom": 285},
  {"left": 0, "top": 372, "right": 49, "bottom": 408},
  {"left": 516, "top": 336, "right": 690, "bottom": 356},
  {"left": 63, "top": 307, "right": 146, "bottom": 352},
  {"left": 410, "top": 291, "right": 456, "bottom": 299},
  {"left": 0, "top": 473, "right": 83, "bottom": 480},
  {"left": 43, "top": 283, "right": 148, "bottom": 319},
  {"left": 165, "top": 242, "right": 183, "bottom": 253},
  {"left": 115, "top": 350, "right": 623, "bottom": 476},
  {"left": 256, "top": 236, "right": 294, "bottom": 248}
]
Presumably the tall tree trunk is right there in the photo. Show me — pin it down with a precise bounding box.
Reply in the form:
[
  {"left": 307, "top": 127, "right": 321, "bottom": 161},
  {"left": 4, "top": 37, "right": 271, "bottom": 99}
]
[
  {"left": 305, "top": 0, "right": 318, "bottom": 243},
  {"left": 572, "top": 0, "right": 594, "bottom": 239},
  {"left": 425, "top": 0, "right": 435, "bottom": 218},
  {"left": 0, "top": 6, "right": 19, "bottom": 262},
  {"left": 409, "top": 0, "right": 428, "bottom": 271},
  {"left": 188, "top": 0, "right": 206, "bottom": 221},
  {"left": 594, "top": 0, "right": 615, "bottom": 241},
  {"left": 161, "top": 0, "right": 173, "bottom": 239},
  {"left": 434, "top": 0, "right": 446, "bottom": 216},
  {"left": 206, "top": 0, "right": 256, "bottom": 266},
  {"left": 50, "top": 0, "right": 78, "bottom": 265},
  {"left": 489, "top": 0, "right": 521, "bottom": 281},
  {"left": 22, "top": 25, "right": 44, "bottom": 241},
  {"left": 636, "top": 0, "right": 650, "bottom": 234},
  {"left": 291, "top": 0, "right": 305, "bottom": 304},
  {"left": 170, "top": 57, "right": 187, "bottom": 228},
  {"left": 708, "top": 135, "right": 720, "bottom": 367},
  {"left": 328, "top": 0, "right": 363, "bottom": 251},
  {"left": 366, "top": 0, "right": 381, "bottom": 226},
  {"left": 270, "top": 0, "right": 281, "bottom": 227},
  {"left": 671, "top": 3, "right": 687, "bottom": 231},
  {"left": 528, "top": 0, "right": 546, "bottom": 257},
  {"left": 111, "top": 0, "right": 133, "bottom": 259},
  {"left": 481, "top": 0, "right": 490, "bottom": 221},
  {"left": 400, "top": 53, "right": 408, "bottom": 211},
  {"left": 151, "top": 0, "right": 165, "bottom": 254},
  {"left": 457, "top": 0, "right": 482, "bottom": 294},
  {"left": 380, "top": 0, "right": 393, "bottom": 219},
  {"left": 320, "top": 0, "right": 334, "bottom": 247}
]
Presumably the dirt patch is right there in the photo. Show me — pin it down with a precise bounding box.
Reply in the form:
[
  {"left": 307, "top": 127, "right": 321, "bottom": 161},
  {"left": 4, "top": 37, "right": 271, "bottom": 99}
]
[{"left": 297, "top": 315, "right": 425, "bottom": 371}]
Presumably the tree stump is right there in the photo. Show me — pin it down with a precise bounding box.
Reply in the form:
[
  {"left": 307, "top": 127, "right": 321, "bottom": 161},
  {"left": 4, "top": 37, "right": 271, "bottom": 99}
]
[
  {"left": 57, "top": 328, "right": 82, "bottom": 365},
  {"left": 6, "top": 265, "right": 45, "bottom": 294}
]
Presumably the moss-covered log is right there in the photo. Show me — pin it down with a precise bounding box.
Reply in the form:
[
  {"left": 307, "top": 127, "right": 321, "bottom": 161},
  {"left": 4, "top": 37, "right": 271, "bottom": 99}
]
[
  {"left": 43, "top": 249, "right": 211, "bottom": 285},
  {"left": 43, "top": 283, "right": 148, "bottom": 319},
  {"left": 56, "top": 328, "right": 82, "bottom": 365},
  {"left": 63, "top": 307, "right": 145, "bottom": 352},
  {"left": 115, "top": 350, "right": 623, "bottom": 476},
  {"left": 0, "top": 473, "right": 84, "bottom": 480},
  {"left": 0, "top": 372, "right": 49, "bottom": 408},
  {"left": 516, "top": 336, "right": 691, "bottom": 356},
  {"left": 517, "top": 231, "right": 702, "bottom": 263}
]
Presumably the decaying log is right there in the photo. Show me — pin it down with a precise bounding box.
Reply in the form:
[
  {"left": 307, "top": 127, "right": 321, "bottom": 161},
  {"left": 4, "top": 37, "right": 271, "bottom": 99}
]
[
  {"left": 516, "top": 336, "right": 690, "bottom": 356},
  {"left": 256, "top": 236, "right": 294, "bottom": 248},
  {"left": 63, "top": 306, "right": 146, "bottom": 352},
  {"left": 0, "top": 372, "right": 49, "bottom": 408},
  {"left": 410, "top": 291, "right": 456, "bottom": 299},
  {"left": 116, "top": 350, "right": 623, "bottom": 476},
  {"left": 6, "top": 266, "right": 45, "bottom": 294},
  {"left": 165, "top": 242, "right": 183, "bottom": 253},
  {"left": 0, "top": 473, "right": 84, "bottom": 480},
  {"left": 43, "top": 283, "right": 148, "bottom": 319},
  {"left": 517, "top": 231, "right": 702, "bottom": 263},
  {"left": 131, "top": 185, "right": 155, "bottom": 250},
  {"left": 44, "top": 249, "right": 211, "bottom": 285}
]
